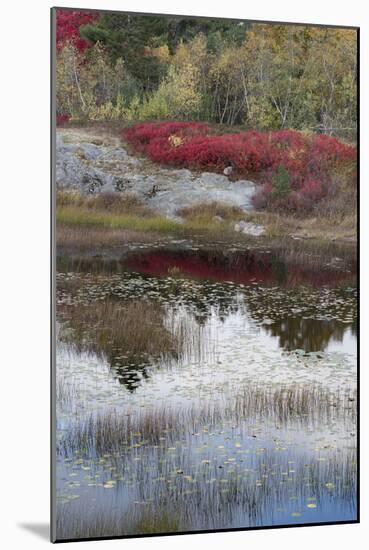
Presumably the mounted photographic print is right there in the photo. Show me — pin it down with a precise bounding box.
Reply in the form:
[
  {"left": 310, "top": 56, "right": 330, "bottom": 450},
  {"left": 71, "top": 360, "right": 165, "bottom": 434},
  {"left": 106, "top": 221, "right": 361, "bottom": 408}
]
[{"left": 51, "top": 6, "right": 359, "bottom": 542}]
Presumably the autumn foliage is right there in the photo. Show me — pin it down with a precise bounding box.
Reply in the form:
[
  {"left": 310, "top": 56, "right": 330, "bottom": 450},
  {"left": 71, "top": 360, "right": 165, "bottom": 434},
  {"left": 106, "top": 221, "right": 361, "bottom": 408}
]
[
  {"left": 123, "top": 122, "right": 356, "bottom": 213},
  {"left": 56, "top": 114, "right": 71, "bottom": 126},
  {"left": 56, "top": 9, "right": 98, "bottom": 52}
]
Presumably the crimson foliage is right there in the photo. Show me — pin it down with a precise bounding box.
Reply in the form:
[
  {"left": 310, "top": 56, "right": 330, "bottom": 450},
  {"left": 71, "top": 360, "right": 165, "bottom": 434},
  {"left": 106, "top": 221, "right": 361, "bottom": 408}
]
[
  {"left": 123, "top": 122, "right": 356, "bottom": 213},
  {"left": 56, "top": 114, "right": 70, "bottom": 126},
  {"left": 56, "top": 9, "right": 98, "bottom": 52}
]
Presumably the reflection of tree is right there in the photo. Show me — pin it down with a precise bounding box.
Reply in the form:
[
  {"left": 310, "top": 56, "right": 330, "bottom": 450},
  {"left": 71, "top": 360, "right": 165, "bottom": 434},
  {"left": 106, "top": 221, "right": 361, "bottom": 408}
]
[
  {"left": 57, "top": 250, "right": 357, "bottom": 393},
  {"left": 109, "top": 353, "right": 152, "bottom": 393},
  {"left": 58, "top": 299, "right": 179, "bottom": 393},
  {"left": 271, "top": 256, "right": 288, "bottom": 286},
  {"left": 262, "top": 317, "right": 350, "bottom": 352}
]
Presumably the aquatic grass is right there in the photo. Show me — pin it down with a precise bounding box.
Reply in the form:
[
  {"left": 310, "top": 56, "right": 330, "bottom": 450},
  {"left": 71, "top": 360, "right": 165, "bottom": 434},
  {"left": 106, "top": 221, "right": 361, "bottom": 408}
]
[
  {"left": 56, "top": 504, "right": 181, "bottom": 540},
  {"left": 55, "top": 439, "right": 357, "bottom": 539},
  {"left": 133, "top": 511, "right": 180, "bottom": 534},
  {"left": 56, "top": 378, "right": 79, "bottom": 406},
  {"left": 58, "top": 383, "right": 356, "bottom": 456}
]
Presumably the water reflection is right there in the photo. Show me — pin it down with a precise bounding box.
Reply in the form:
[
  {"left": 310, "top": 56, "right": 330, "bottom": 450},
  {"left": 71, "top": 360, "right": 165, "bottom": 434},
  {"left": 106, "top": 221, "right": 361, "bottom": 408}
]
[
  {"left": 57, "top": 246, "right": 356, "bottom": 288},
  {"left": 56, "top": 417, "right": 357, "bottom": 538},
  {"left": 262, "top": 317, "right": 356, "bottom": 353},
  {"left": 121, "top": 248, "right": 356, "bottom": 288},
  {"left": 55, "top": 245, "right": 357, "bottom": 539},
  {"left": 57, "top": 251, "right": 357, "bottom": 395}
]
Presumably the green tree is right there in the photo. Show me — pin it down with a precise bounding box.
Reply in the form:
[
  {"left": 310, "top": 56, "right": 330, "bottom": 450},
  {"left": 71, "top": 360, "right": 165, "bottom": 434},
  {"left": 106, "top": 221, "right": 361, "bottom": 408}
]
[
  {"left": 80, "top": 14, "right": 170, "bottom": 91},
  {"left": 272, "top": 165, "right": 291, "bottom": 199}
]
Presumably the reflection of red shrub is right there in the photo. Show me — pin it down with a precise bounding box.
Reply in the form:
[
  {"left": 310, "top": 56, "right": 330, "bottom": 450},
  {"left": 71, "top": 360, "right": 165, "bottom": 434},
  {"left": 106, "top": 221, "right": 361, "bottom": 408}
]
[{"left": 123, "top": 122, "right": 356, "bottom": 213}]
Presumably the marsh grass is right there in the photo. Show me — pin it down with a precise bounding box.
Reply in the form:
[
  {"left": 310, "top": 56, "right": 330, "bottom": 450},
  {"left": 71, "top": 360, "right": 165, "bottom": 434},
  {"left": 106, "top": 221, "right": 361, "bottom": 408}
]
[
  {"left": 56, "top": 378, "right": 79, "bottom": 406},
  {"left": 133, "top": 511, "right": 180, "bottom": 534},
  {"left": 57, "top": 224, "right": 162, "bottom": 253},
  {"left": 56, "top": 432, "right": 357, "bottom": 539},
  {"left": 56, "top": 505, "right": 181, "bottom": 540},
  {"left": 59, "top": 383, "right": 356, "bottom": 456},
  {"left": 57, "top": 206, "right": 180, "bottom": 234},
  {"left": 57, "top": 190, "right": 154, "bottom": 217},
  {"left": 56, "top": 188, "right": 356, "bottom": 268},
  {"left": 56, "top": 192, "right": 238, "bottom": 238},
  {"left": 242, "top": 209, "right": 356, "bottom": 243},
  {"left": 56, "top": 375, "right": 357, "bottom": 537}
]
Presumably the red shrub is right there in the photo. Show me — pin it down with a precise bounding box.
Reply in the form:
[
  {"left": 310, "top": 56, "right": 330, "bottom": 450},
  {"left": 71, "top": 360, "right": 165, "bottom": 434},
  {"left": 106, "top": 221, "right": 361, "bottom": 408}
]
[
  {"left": 301, "top": 178, "right": 325, "bottom": 201},
  {"left": 270, "top": 129, "right": 306, "bottom": 150},
  {"left": 252, "top": 184, "right": 273, "bottom": 210},
  {"left": 123, "top": 122, "right": 210, "bottom": 152},
  {"left": 123, "top": 121, "right": 357, "bottom": 213},
  {"left": 56, "top": 9, "right": 98, "bottom": 52},
  {"left": 308, "top": 134, "right": 356, "bottom": 166},
  {"left": 56, "top": 114, "right": 70, "bottom": 126}
]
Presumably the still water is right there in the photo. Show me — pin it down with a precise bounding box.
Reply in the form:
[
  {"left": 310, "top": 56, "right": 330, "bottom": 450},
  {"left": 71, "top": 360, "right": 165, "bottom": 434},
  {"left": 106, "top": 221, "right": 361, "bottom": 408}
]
[{"left": 55, "top": 247, "right": 357, "bottom": 539}]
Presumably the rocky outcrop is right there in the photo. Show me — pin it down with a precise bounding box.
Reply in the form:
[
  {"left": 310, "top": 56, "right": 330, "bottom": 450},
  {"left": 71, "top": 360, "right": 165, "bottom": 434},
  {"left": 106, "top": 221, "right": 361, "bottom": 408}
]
[
  {"left": 56, "top": 130, "right": 257, "bottom": 218},
  {"left": 234, "top": 221, "right": 266, "bottom": 236}
]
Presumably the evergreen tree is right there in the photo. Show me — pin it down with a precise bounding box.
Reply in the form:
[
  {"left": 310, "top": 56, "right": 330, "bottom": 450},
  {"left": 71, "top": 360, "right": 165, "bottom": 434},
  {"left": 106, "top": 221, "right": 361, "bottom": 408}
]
[{"left": 272, "top": 165, "right": 291, "bottom": 199}]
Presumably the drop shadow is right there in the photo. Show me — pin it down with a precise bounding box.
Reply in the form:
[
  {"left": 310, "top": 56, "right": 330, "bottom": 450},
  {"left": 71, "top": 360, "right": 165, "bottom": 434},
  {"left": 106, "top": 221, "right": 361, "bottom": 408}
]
[{"left": 18, "top": 523, "right": 49, "bottom": 541}]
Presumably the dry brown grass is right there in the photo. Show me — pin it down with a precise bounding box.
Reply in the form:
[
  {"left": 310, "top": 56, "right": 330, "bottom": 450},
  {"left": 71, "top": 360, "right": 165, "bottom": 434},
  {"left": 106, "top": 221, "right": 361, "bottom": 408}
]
[
  {"left": 57, "top": 190, "right": 154, "bottom": 217},
  {"left": 177, "top": 201, "right": 245, "bottom": 222},
  {"left": 56, "top": 179, "right": 356, "bottom": 255},
  {"left": 243, "top": 210, "right": 356, "bottom": 242},
  {"left": 57, "top": 223, "right": 160, "bottom": 251}
]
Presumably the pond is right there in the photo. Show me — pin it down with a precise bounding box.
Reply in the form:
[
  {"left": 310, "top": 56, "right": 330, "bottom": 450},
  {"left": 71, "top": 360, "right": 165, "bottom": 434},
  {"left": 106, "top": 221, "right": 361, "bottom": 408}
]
[{"left": 55, "top": 245, "right": 357, "bottom": 539}]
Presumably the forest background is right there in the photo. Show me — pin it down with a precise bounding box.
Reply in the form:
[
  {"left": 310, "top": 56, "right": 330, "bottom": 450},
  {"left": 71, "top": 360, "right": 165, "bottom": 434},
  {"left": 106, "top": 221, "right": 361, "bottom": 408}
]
[{"left": 56, "top": 10, "right": 357, "bottom": 141}]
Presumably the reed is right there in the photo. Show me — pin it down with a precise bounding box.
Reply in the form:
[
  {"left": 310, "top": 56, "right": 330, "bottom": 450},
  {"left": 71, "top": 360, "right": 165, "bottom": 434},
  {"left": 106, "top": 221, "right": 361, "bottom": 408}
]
[
  {"left": 58, "top": 383, "right": 356, "bottom": 456},
  {"left": 55, "top": 442, "right": 357, "bottom": 539}
]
